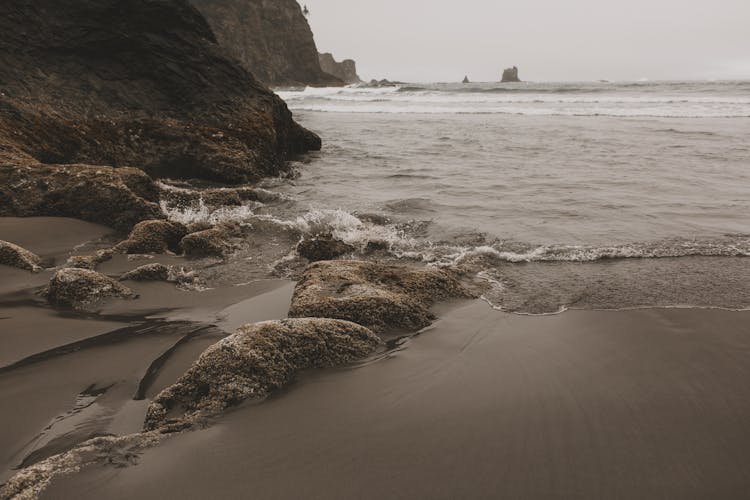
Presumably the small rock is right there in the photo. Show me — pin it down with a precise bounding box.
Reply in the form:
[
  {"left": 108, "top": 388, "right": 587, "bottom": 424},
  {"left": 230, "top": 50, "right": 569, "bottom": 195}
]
[
  {"left": 65, "top": 249, "right": 114, "bottom": 270},
  {"left": 179, "top": 222, "right": 242, "bottom": 258},
  {"left": 289, "top": 260, "right": 472, "bottom": 332},
  {"left": 120, "top": 263, "right": 171, "bottom": 282},
  {"left": 296, "top": 234, "right": 354, "bottom": 262},
  {"left": 0, "top": 240, "right": 42, "bottom": 271},
  {"left": 46, "top": 268, "right": 137, "bottom": 310},
  {"left": 114, "top": 220, "right": 188, "bottom": 254},
  {"left": 144, "top": 318, "right": 381, "bottom": 430}
]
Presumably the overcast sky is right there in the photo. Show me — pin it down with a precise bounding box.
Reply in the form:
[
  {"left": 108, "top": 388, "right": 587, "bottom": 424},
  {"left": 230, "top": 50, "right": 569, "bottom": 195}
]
[{"left": 304, "top": 0, "right": 750, "bottom": 82}]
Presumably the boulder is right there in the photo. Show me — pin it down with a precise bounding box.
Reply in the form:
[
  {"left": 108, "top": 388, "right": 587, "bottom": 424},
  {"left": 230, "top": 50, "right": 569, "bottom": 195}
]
[
  {"left": 46, "top": 268, "right": 137, "bottom": 310},
  {"left": 296, "top": 234, "right": 355, "bottom": 262},
  {"left": 289, "top": 260, "right": 472, "bottom": 332},
  {"left": 0, "top": 0, "right": 321, "bottom": 187},
  {"left": 114, "top": 220, "right": 189, "bottom": 254},
  {"left": 0, "top": 164, "right": 162, "bottom": 232},
  {"left": 0, "top": 240, "right": 42, "bottom": 272},
  {"left": 144, "top": 318, "right": 381, "bottom": 430},
  {"left": 65, "top": 249, "right": 115, "bottom": 270},
  {"left": 179, "top": 222, "right": 243, "bottom": 258},
  {"left": 501, "top": 66, "right": 521, "bottom": 83}
]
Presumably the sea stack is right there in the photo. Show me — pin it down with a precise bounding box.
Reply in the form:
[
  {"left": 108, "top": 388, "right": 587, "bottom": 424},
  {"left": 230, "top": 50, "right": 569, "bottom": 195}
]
[
  {"left": 318, "top": 52, "right": 362, "bottom": 84},
  {"left": 501, "top": 66, "right": 521, "bottom": 82},
  {"left": 462, "top": 75, "right": 470, "bottom": 84}
]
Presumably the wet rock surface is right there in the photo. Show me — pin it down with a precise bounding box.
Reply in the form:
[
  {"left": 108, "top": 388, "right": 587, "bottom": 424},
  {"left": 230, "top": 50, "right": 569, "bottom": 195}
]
[
  {"left": 119, "top": 263, "right": 172, "bottom": 282},
  {"left": 296, "top": 234, "right": 355, "bottom": 262},
  {"left": 0, "top": 0, "right": 321, "bottom": 187},
  {"left": 0, "top": 165, "right": 162, "bottom": 232},
  {"left": 180, "top": 222, "right": 244, "bottom": 258},
  {"left": 144, "top": 318, "right": 381, "bottom": 431},
  {"left": 289, "top": 260, "right": 472, "bottom": 332},
  {"left": 65, "top": 249, "right": 115, "bottom": 270},
  {"left": 0, "top": 240, "right": 42, "bottom": 271},
  {"left": 114, "top": 220, "right": 189, "bottom": 255},
  {"left": 46, "top": 268, "right": 137, "bottom": 310}
]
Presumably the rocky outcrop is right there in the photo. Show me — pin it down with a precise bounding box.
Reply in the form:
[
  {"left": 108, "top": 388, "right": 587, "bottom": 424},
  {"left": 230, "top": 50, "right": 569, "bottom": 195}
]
[
  {"left": 296, "top": 234, "right": 354, "bottom": 262},
  {"left": 0, "top": 164, "right": 162, "bottom": 232},
  {"left": 114, "top": 220, "right": 189, "bottom": 255},
  {"left": 289, "top": 261, "right": 472, "bottom": 332},
  {"left": 318, "top": 53, "right": 362, "bottom": 85},
  {"left": 189, "top": 0, "right": 342, "bottom": 87},
  {"left": 0, "top": 0, "right": 321, "bottom": 191},
  {"left": 462, "top": 76, "right": 470, "bottom": 84},
  {"left": 144, "top": 318, "right": 381, "bottom": 430},
  {"left": 46, "top": 268, "right": 137, "bottom": 310},
  {"left": 120, "top": 263, "right": 172, "bottom": 282},
  {"left": 501, "top": 66, "right": 521, "bottom": 83},
  {"left": 0, "top": 240, "right": 42, "bottom": 271}
]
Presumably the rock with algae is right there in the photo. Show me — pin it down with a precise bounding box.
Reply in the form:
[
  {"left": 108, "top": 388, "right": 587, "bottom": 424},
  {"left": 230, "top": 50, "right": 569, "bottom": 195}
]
[
  {"left": 144, "top": 318, "right": 381, "bottom": 431},
  {"left": 289, "top": 260, "right": 472, "bottom": 332}
]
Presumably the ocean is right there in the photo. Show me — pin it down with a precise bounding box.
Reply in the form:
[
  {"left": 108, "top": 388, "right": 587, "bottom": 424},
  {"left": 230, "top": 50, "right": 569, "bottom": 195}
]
[{"left": 168, "top": 81, "right": 750, "bottom": 313}]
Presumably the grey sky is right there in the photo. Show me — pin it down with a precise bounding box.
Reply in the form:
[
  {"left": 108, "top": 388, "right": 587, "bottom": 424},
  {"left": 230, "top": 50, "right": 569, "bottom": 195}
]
[{"left": 304, "top": 0, "right": 750, "bottom": 82}]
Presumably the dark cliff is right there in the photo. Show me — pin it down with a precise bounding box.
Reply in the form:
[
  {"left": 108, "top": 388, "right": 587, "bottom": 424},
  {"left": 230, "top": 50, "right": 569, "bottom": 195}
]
[
  {"left": 189, "top": 0, "right": 342, "bottom": 87},
  {"left": 501, "top": 66, "right": 521, "bottom": 83},
  {"left": 0, "top": 0, "right": 321, "bottom": 187},
  {"left": 318, "top": 53, "right": 362, "bottom": 85}
]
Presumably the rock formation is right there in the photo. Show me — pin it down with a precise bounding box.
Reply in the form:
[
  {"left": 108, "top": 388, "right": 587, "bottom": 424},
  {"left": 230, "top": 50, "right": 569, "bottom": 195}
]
[
  {"left": 114, "top": 220, "right": 189, "bottom": 255},
  {"left": 289, "top": 260, "right": 472, "bottom": 332},
  {"left": 318, "top": 53, "right": 362, "bottom": 85},
  {"left": 463, "top": 76, "right": 470, "bottom": 84},
  {"left": 0, "top": 240, "right": 42, "bottom": 272},
  {"left": 501, "top": 66, "right": 521, "bottom": 83},
  {"left": 296, "top": 234, "right": 355, "bottom": 262},
  {"left": 46, "top": 268, "right": 137, "bottom": 310},
  {"left": 179, "top": 222, "right": 244, "bottom": 258},
  {"left": 189, "top": 0, "right": 343, "bottom": 87},
  {"left": 0, "top": 0, "right": 322, "bottom": 201},
  {"left": 144, "top": 318, "right": 381, "bottom": 430}
]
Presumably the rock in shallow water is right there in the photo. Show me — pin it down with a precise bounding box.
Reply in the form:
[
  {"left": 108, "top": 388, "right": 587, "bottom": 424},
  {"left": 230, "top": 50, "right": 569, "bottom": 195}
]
[
  {"left": 46, "top": 268, "right": 137, "bottom": 310},
  {"left": 0, "top": 239, "right": 42, "bottom": 271},
  {"left": 289, "top": 260, "right": 472, "bottom": 332},
  {"left": 114, "top": 220, "right": 189, "bottom": 254},
  {"left": 144, "top": 318, "right": 381, "bottom": 431},
  {"left": 119, "top": 263, "right": 171, "bottom": 282},
  {"left": 179, "top": 222, "right": 243, "bottom": 258},
  {"left": 296, "top": 233, "right": 355, "bottom": 262}
]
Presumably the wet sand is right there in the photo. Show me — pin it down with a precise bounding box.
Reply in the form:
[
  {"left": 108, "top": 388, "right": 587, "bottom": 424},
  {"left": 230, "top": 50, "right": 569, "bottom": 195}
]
[{"left": 41, "top": 301, "right": 750, "bottom": 500}]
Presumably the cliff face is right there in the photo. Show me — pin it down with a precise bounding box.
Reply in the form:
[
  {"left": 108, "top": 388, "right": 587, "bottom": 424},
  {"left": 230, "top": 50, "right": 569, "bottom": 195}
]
[
  {"left": 0, "top": 0, "right": 320, "bottom": 186},
  {"left": 190, "top": 0, "right": 342, "bottom": 87},
  {"left": 318, "top": 53, "right": 362, "bottom": 85}
]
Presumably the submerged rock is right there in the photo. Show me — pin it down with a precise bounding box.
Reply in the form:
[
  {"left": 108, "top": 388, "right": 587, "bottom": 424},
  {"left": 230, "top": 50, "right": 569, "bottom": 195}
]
[
  {"left": 0, "top": 164, "right": 162, "bottom": 232},
  {"left": 289, "top": 260, "right": 472, "bottom": 332},
  {"left": 114, "top": 220, "right": 189, "bottom": 254},
  {"left": 46, "top": 268, "right": 137, "bottom": 310},
  {"left": 0, "top": 240, "right": 42, "bottom": 272},
  {"left": 501, "top": 66, "right": 521, "bottom": 83},
  {"left": 144, "top": 318, "right": 381, "bottom": 431},
  {"left": 65, "top": 249, "right": 115, "bottom": 270},
  {"left": 296, "top": 234, "right": 355, "bottom": 262},
  {"left": 179, "top": 222, "right": 243, "bottom": 258}
]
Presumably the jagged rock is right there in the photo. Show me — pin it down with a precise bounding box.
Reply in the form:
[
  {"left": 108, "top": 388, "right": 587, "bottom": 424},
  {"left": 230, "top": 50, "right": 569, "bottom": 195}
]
[
  {"left": 179, "top": 222, "right": 243, "bottom": 258},
  {"left": 289, "top": 261, "right": 472, "bottom": 332},
  {"left": 0, "top": 0, "right": 321, "bottom": 187},
  {"left": 160, "top": 185, "right": 280, "bottom": 210},
  {"left": 462, "top": 76, "right": 470, "bottom": 84},
  {"left": 189, "top": 0, "right": 343, "bottom": 87},
  {"left": 0, "top": 240, "right": 42, "bottom": 271},
  {"left": 144, "top": 318, "right": 381, "bottom": 431},
  {"left": 120, "top": 263, "right": 171, "bottom": 282},
  {"left": 501, "top": 66, "right": 521, "bottom": 83},
  {"left": 46, "top": 268, "right": 137, "bottom": 310},
  {"left": 65, "top": 249, "right": 115, "bottom": 270},
  {"left": 296, "top": 234, "right": 355, "bottom": 262},
  {"left": 318, "top": 53, "right": 362, "bottom": 84},
  {"left": 0, "top": 164, "right": 163, "bottom": 232},
  {"left": 114, "top": 220, "right": 189, "bottom": 254}
]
